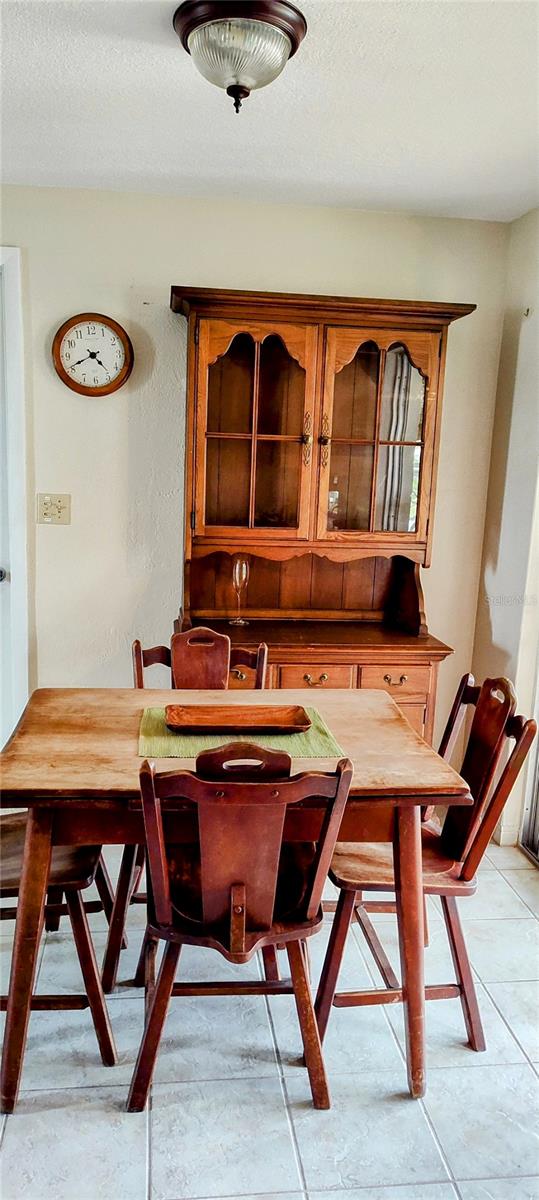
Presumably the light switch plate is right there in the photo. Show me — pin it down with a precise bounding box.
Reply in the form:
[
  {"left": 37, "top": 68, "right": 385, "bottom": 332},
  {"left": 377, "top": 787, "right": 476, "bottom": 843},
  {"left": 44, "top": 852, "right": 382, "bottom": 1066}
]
[{"left": 37, "top": 493, "right": 71, "bottom": 524}]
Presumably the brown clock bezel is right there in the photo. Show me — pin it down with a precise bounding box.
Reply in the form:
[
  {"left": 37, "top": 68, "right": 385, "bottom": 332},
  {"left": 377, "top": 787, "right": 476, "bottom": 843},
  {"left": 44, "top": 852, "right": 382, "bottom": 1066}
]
[{"left": 52, "top": 312, "right": 134, "bottom": 397}]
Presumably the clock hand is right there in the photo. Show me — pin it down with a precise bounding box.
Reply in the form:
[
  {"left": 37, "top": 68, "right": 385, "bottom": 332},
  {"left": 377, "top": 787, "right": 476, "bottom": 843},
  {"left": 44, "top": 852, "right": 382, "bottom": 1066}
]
[
  {"left": 95, "top": 357, "right": 107, "bottom": 369},
  {"left": 70, "top": 354, "right": 91, "bottom": 368}
]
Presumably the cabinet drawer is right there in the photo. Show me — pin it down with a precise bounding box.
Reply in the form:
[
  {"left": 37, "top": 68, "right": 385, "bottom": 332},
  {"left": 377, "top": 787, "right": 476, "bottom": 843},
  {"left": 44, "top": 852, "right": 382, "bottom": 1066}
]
[
  {"left": 228, "top": 667, "right": 259, "bottom": 690},
  {"left": 360, "top": 664, "right": 430, "bottom": 698},
  {"left": 279, "top": 664, "right": 356, "bottom": 690},
  {"left": 398, "top": 703, "right": 427, "bottom": 736}
]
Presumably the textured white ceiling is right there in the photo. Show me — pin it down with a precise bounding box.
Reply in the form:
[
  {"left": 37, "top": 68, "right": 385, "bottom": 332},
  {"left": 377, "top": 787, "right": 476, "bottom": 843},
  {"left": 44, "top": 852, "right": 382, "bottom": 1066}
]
[{"left": 2, "top": 0, "right": 538, "bottom": 221}]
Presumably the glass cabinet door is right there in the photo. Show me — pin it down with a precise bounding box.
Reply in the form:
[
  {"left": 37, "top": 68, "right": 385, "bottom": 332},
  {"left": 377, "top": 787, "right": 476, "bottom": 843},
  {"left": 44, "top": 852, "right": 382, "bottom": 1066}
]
[
  {"left": 317, "top": 328, "right": 439, "bottom": 543},
  {"left": 194, "top": 320, "right": 316, "bottom": 539}
]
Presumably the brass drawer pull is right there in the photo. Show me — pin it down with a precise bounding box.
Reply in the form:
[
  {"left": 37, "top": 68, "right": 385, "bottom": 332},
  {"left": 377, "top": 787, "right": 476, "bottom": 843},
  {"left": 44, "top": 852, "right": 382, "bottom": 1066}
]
[
  {"left": 383, "top": 673, "right": 408, "bottom": 687},
  {"left": 231, "top": 669, "right": 247, "bottom": 681},
  {"left": 304, "top": 672, "right": 329, "bottom": 687}
]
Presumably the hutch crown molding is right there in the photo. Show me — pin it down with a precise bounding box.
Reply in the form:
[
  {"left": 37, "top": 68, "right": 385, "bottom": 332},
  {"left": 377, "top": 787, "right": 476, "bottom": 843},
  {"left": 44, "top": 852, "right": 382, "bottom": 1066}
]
[{"left": 171, "top": 285, "right": 476, "bottom": 739}]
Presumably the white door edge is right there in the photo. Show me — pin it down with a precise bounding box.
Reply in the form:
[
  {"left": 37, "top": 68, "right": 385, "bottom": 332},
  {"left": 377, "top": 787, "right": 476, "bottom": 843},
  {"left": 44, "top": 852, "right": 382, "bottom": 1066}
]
[{"left": 0, "top": 246, "right": 29, "bottom": 746}]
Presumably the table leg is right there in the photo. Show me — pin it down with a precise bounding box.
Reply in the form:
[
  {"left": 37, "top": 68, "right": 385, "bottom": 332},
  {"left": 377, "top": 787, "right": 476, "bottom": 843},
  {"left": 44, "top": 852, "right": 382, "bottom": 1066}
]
[
  {"left": 394, "top": 805, "right": 425, "bottom": 1098},
  {"left": 1, "top": 808, "right": 53, "bottom": 1113}
]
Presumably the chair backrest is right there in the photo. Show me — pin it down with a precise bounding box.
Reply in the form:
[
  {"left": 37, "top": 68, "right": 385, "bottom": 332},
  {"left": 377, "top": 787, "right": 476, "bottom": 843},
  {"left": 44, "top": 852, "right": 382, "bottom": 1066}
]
[
  {"left": 132, "top": 640, "right": 172, "bottom": 689},
  {"left": 440, "top": 676, "right": 518, "bottom": 863},
  {"left": 458, "top": 713, "right": 536, "bottom": 880},
  {"left": 229, "top": 643, "right": 268, "bottom": 689},
  {"left": 133, "top": 634, "right": 268, "bottom": 691},
  {"left": 170, "top": 627, "right": 231, "bottom": 689},
  {"left": 139, "top": 742, "right": 353, "bottom": 957},
  {"left": 438, "top": 672, "right": 478, "bottom": 761}
]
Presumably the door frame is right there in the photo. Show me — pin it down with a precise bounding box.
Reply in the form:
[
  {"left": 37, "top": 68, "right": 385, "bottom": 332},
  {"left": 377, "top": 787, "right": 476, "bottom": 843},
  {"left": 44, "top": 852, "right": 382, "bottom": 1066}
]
[{"left": 0, "top": 246, "right": 29, "bottom": 745}]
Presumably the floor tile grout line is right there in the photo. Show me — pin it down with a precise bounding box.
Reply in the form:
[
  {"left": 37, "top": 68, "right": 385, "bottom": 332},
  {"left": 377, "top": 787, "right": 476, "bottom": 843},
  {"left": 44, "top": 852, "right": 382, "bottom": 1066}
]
[
  {"left": 349, "top": 921, "right": 460, "bottom": 1190},
  {"left": 160, "top": 1192, "right": 307, "bottom": 1200},
  {"left": 259, "top": 949, "right": 323, "bottom": 1198},
  {"left": 480, "top": 978, "right": 539, "bottom": 1073},
  {"left": 147, "top": 1081, "right": 153, "bottom": 1200},
  {"left": 260, "top": 957, "right": 310, "bottom": 1196},
  {"left": 278, "top": 1071, "right": 310, "bottom": 1197},
  {"left": 496, "top": 869, "right": 539, "bottom": 920}
]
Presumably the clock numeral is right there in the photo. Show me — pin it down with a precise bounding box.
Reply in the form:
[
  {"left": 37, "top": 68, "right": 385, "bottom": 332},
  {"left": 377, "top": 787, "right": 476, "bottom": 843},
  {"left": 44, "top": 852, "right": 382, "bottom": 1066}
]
[
  {"left": 67, "top": 339, "right": 75, "bottom": 349},
  {"left": 93, "top": 376, "right": 99, "bottom": 385},
  {"left": 87, "top": 324, "right": 96, "bottom": 335},
  {"left": 82, "top": 375, "right": 87, "bottom": 382},
  {"left": 64, "top": 353, "right": 71, "bottom": 362},
  {"left": 75, "top": 329, "right": 83, "bottom": 339}
]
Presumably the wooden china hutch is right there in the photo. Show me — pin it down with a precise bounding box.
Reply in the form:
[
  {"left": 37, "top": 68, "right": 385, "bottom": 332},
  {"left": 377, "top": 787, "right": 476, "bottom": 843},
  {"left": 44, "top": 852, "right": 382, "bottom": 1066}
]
[{"left": 170, "top": 286, "right": 475, "bottom": 741}]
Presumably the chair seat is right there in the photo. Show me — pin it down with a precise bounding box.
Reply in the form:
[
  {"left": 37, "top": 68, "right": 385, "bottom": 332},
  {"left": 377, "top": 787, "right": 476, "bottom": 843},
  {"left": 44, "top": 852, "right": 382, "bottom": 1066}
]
[
  {"left": 0, "top": 813, "right": 101, "bottom": 895},
  {"left": 329, "top": 828, "right": 476, "bottom": 896}
]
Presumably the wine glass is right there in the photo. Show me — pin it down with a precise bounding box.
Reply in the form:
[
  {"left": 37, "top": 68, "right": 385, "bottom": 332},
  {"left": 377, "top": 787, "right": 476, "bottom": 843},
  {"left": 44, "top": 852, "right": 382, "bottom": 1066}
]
[{"left": 230, "top": 555, "right": 249, "bottom": 625}]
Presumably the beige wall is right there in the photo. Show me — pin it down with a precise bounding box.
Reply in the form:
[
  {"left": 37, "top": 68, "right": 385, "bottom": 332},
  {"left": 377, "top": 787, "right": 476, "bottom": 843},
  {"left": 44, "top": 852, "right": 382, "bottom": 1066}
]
[
  {"left": 1, "top": 184, "right": 509, "bottom": 739},
  {"left": 473, "top": 207, "right": 539, "bottom": 842}
]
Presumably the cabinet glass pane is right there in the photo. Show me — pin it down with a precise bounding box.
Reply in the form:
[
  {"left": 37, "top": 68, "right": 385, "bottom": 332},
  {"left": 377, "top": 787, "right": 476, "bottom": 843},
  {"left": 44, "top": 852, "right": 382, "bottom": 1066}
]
[
  {"left": 206, "top": 438, "right": 251, "bottom": 525},
  {"left": 332, "top": 342, "right": 379, "bottom": 439},
  {"left": 207, "top": 333, "right": 255, "bottom": 434},
  {"left": 380, "top": 345, "right": 425, "bottom": 442},
  {"left": 254, "top": 441, "right": 300, "bottom": 528},
  {"left": 257, "top": 335, "right": 305, "bottom": 435},
  {"left": 326, "top": 444, "right": 374, "bottom": 531},
  {"left": 374, "top": 444, "right": 422, "bottom": 532}
]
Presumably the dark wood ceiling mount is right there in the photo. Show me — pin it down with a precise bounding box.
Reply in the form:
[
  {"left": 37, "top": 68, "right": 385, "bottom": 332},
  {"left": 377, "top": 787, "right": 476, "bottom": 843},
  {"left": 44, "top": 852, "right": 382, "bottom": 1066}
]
[{"left": 173, "top": 2, "right": 308, "bottom": 57}]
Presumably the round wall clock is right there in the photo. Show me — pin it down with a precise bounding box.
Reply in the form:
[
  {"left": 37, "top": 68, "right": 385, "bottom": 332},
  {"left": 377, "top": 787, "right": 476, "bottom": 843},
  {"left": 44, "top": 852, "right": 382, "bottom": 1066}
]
[{"left": 52, "top": 313, "right": 134, "bottom": 396}]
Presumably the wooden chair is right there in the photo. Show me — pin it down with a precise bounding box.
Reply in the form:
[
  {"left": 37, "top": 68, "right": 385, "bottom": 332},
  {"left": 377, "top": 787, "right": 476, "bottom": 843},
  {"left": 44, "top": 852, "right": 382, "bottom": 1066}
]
[
  {"left": 344, "top": 672, "right": 476, "bottom": 960},
  {"left": 0, "top": 813, "right": 117, "bottom": 1069},
  {"left": 132, "top": 631, "right": 268, "bottom": 691},
  {"left": 43, "top": 855, "right": 117, "bottom": 935},
  {"left": 101, "top": 631, "right": 268, "bottom": 992},
  {"left": 315, "top": 677, "right": 536, "bottom": 1066},
  {"left": 126, "top": 743, "right": 353, "bottom": 1112}
]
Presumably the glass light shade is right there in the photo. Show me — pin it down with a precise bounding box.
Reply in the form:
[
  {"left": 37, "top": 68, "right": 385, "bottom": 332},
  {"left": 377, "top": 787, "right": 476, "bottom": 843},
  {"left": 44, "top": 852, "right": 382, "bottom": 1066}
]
[{"left": 188, "top": 18, "right": 292, "bottom": 95}]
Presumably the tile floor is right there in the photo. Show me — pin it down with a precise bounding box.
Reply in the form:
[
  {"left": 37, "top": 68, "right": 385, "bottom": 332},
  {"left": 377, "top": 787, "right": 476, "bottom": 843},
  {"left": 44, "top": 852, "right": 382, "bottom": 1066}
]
[{"left": 0, "top": 845, "right": 538, "bottom": 1200}]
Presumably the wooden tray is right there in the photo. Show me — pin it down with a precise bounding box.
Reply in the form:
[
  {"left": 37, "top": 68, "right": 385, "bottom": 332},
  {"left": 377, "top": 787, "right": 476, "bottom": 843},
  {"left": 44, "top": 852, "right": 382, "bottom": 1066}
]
[{"left": 164, "top": 704, "right": 312, "bottom": 735}]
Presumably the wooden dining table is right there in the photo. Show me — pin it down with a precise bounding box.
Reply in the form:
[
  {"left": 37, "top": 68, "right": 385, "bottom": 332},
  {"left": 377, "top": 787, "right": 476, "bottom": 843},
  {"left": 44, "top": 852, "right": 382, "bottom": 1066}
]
[{"left": 0, "top": 686, "right": 471, "bottom": 1113}]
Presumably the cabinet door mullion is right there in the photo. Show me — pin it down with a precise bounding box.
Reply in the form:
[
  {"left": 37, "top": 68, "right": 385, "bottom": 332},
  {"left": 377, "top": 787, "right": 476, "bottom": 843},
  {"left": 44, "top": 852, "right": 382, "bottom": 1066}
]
[
  {"left": 368, "top": 348, "right": 386, "bottom": 532},
  {"left": 248, "top": 341, "right": 261, "bottom": 528}
]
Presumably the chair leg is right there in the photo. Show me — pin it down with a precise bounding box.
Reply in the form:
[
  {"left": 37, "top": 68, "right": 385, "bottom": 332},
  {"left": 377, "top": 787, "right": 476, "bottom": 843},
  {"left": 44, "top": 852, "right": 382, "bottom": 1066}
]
[
  {"left": 44, "top": 887, "right": 63, "bottom": 932},
  {"left": 261, "top": 945, "right": 280, "bottom": 982},
  {"left": 131, "top": 844, "right": 145, "bottom": 893},
  {"left": 315, "top": 888, "right": 356, "bottom": 1043},
  {"left": 300, "top": 939, "right": 311, "bottom": 983},
  {"left": 134, "top": 926, "right": 152, "bottom": 989},
  {"left": 101, "top": 845, "right": 139, "bottom": 993},
  {"left": 354, "top": 901, "right": 400, "bottom": 990},
  {"left": 94, "top": 856, "right": 128, "bottom": 949},
  {"left": 144, "top": 936, "right": 158, "bottom": 1020},
  {"left": 65, "top": 890, "right": 117, "bottom": 1067},
  {"left": 441, "top": 895, "right": 486, "bottom": 1052},
  {"left": 127, "top": 941, "right": 181, "bottom": 1112},
  {"left": 287, "top": 940, "right": 330, "bottom": 1110}
]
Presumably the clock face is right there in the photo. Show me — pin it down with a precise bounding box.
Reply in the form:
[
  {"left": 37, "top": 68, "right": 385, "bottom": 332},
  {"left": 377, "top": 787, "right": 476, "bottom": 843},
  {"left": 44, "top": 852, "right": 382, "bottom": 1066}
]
[{"left": 52, "top": 313, "right": 133, "bottom": 396}]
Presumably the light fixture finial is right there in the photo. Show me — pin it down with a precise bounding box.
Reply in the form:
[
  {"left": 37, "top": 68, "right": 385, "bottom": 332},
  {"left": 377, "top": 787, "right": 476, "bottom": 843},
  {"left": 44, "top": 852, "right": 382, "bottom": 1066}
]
[{"left": 173, "top": 2, "right": 307, "bottom": 112}]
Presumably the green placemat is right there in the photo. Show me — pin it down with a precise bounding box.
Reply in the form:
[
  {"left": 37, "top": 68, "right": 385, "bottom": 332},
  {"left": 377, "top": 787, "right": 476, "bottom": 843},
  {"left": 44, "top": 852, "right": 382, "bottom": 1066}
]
[{"left": 138, "top": 705, "right": 343, "bottom": 759}]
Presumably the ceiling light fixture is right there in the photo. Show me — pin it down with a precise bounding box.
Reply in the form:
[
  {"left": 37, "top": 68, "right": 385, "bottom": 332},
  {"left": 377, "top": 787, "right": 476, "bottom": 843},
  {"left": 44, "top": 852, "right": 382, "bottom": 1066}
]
[{"left": 173, "top": 1, "right": 307, "bottom": 113}]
